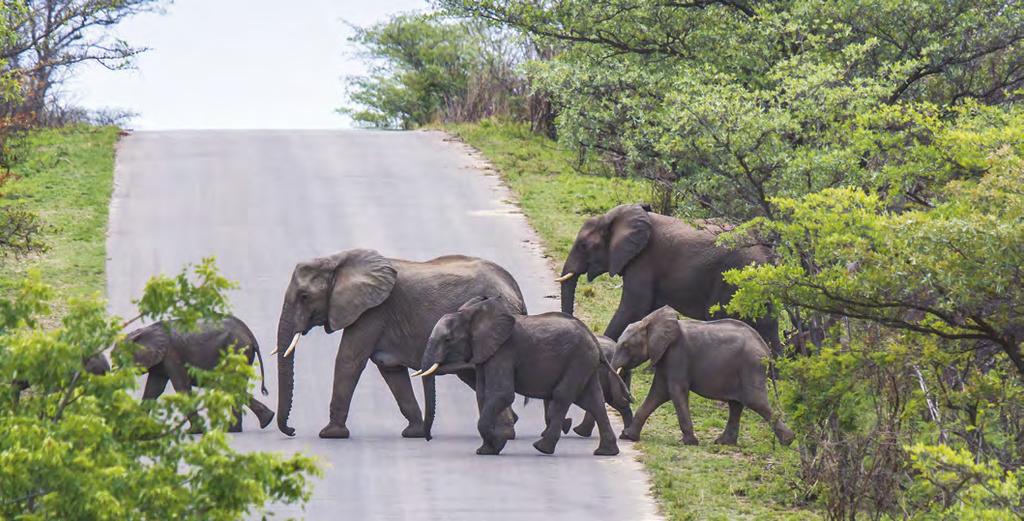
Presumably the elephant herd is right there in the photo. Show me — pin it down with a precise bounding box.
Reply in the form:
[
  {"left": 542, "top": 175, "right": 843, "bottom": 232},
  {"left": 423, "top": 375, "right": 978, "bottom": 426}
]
[{"left": 109, "top": 204, "right": 794, "bottom": 455}]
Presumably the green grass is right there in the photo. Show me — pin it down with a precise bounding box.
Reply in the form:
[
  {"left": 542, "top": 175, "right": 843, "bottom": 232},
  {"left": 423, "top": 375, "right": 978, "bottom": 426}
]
[
  {"left": 444, "top": 119, "right": 819, "bottom": 520},
  {"left": 0, "top": 125, "right": 122, "bottom": 312}
]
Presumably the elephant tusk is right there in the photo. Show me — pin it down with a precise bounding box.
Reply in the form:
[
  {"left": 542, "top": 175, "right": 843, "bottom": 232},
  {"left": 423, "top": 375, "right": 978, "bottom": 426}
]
[
  {"left": 269, "top": 347, "right": 279, "bottom": 356},
  {"left": 616, "top": 368, "right": 622, "bottom": 375},
  {"left": 283, "top": 333, "right": 301, "bottom": 358},
  {"left": 554, "top": 272, "right": 575, "bottom": 283},
  {"left": 414, "top": 363, "right": 440, "bottom": 378},
  {"left": 410, "top": 369, "right": 424, "bottom": 377}
]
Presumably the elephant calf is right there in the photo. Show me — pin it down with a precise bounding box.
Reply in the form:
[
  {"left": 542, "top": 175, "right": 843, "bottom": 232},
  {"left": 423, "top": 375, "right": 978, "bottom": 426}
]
[
  {"left": 612, "top": 306, "right": 794, "bottom": 446},
  {"left": 417, "top": 296, "right": 624, "bottom": 456},
  {"left": 124, "top": 315, "right": 274, "bottom": 433}
]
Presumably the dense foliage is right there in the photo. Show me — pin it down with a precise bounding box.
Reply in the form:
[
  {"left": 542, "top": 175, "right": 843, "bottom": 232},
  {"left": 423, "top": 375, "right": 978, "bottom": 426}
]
[
  {"left": 342, "top": 13, "right": 554, "bottom": 132},
  {"left": 0, "top": 260, "right": 319, "bottom": 519}
]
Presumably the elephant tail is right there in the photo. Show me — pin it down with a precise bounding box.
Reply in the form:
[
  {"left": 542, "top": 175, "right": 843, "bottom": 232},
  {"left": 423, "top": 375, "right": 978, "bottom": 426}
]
[
  {"left": 253, "top": 338, "right": 269, "bottom": 396},
  {"left": 423, "top": 375, "right": 435, "bottom": 441},
  {"left": 603, "top": 358, "right": 633, "bottom": 406}
]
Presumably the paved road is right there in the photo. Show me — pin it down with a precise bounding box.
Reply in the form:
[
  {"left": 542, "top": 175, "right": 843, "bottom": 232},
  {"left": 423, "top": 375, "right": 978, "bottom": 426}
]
[{"left": 107, "top": 130, "right": 660, "bottom": 520}]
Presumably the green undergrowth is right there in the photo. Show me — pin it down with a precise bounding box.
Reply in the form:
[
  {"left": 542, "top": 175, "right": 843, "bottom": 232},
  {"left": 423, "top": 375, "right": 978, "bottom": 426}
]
[
  {"left": 0, "top": 125, "right": 121, "bottom": 314},
  {"left": 443, "top": 119, "right": 818, "bottom": 520}
]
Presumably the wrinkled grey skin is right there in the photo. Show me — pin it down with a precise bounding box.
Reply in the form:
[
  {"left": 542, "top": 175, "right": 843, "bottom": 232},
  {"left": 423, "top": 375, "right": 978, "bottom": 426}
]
[
  {"left": 421, "top": 296, "right": 623, "bottom": 456},
  {"left": 612, "top": 306, "right": 794, "bottom": 446},
  {"left": 124, "top": 315, "right": 274, "bottom": 433},
  {"left": 572, "top": 335, "right": 634, "bottom": 437},
  {"left": 558, "top": 204, "right": 782, "bottom": 388},
  {"left": 275, "top": 249, "right": 526, "bottom": 440}
]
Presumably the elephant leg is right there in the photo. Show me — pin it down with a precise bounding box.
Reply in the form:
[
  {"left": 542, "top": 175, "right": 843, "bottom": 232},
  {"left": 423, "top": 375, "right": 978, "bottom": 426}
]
[
  {"left": 544, "top": 399, "right": 573, "bottom": 435},
  {"left": 322, "top": 355, "right": 369, "bottom": 439},
  {"left": 165, "top": 363, "right": 201, "bottom": 434},
  {"left": 620, "top": 373, "right": 668, "bottom": 441},
  {"left": 229, "top": 409, "right": 243, "bottom": 433},
  {"left": 576, "top": 377, "right": 619, "bottom": 456},
  {"left": 669, "top": 384, "right": 698, "bottom": 445},
  {"left": 247, "top": 397, "right": 275, "bottom": 429},
  {"left": 602, "top": 284, "right": 653, "bottom": 341},
  {"left": 376, "top": 364, "right": 426, "bottom": 438},
  {"left": 574, "top": 412, "right": 596, "bottom": 437},
  {"left": 534, "top": 376, "right": 580, "bottom": 455},
  {"left": 461, "top": 369, "right": 517, "bottom": 440},
  {"left": 747, "top": 398, "right": 795, "bottom": 446},
  {"left": 715, "top": 400, "right": 744, "bottom": 445},
  {"left": 476, "top": 383, "right": 515, "bottom": 456},
  {"left": 141, "top": 374, "right": 168, "bottom": 400}
]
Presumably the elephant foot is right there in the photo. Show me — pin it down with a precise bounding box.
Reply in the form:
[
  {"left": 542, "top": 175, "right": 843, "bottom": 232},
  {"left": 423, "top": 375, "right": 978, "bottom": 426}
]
[
  {"left": 573, "top": 423, "right": 595, "bottom": 438},
  {"left": 228, "top": 424, "right": 242, "bottom": 433},
  {"left": 402, "top": 422, "right": 427, "bottom": 439},
  {"left": 319, "top": 423, "right": 351, "bottom": 439},
  {"left": 533, "top": 437, "right": 557, "bottom": 455},
  {"left": 714, "top": 433, "right": 738, "bottom": 445},
  {"left": 561, "top": 418, "right": 573, "bottom": 434},
  {"left": 257, "top": 411, "right": 275, "bottom": 429},
  {"left": 476, "top": 443, "right": 501, "bottom": 456},
  {"left": 681, "top": 434, "right": 700, "bottom": 446},
  {"left": 496, "top": 423, "right": 516, "bottom": 441},
  {"left": 619, "top": 429, "right": 640, "bottom": 442},
  {"left": 594, "top": 442, "right": 620, "bottom": 456}
]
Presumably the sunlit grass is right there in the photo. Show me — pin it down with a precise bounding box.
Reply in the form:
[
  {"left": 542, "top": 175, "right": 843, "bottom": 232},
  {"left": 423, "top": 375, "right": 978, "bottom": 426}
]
[{"left": 0, "top": 125, "right": 121, "bottom": 313}]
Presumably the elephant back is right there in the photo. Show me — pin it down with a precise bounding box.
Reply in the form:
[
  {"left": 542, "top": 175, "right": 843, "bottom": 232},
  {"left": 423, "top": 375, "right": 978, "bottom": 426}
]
[{"left": 378, "top": 256, "right": 527, "bottom": 355}]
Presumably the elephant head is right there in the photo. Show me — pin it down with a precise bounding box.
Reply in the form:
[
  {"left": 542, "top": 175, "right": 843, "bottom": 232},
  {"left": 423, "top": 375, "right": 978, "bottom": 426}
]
[
  {"left": 275, "top": 249, "right": 398, "bottom": 436},
  {"left": 418, "top": 296, "right": 515, "bottom": 376},
  {"left": 611, "top": 306, "right": 679, "bottom": 371},
  {"left": 558, "top": 204, "right": 652, "bottom": 315},
  {"left": 83, "top": 353, "right": 110, "bottom": 375},
  {"left": 123, "top": 323, "right": 174, "bottom": 370}
]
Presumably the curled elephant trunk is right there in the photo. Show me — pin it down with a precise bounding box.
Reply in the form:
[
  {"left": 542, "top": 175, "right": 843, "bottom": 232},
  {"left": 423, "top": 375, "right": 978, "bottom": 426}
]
[
  {"left": 276, "top": 314, "right": 297, "bottom": 437},
  {"left": 559, "top": 274, "right": 579, "bottom": 315}
]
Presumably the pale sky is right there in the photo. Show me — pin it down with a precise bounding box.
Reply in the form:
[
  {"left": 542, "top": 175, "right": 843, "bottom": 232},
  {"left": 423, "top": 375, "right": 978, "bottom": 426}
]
[{"left": 66, "top": 0, "right": 426, "bottom": 129}]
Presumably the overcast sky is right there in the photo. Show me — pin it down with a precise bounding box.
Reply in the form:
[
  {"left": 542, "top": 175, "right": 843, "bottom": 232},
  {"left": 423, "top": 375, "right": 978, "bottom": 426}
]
[{"left": 66, "top": 0, "right": 426, "bottom": 129}]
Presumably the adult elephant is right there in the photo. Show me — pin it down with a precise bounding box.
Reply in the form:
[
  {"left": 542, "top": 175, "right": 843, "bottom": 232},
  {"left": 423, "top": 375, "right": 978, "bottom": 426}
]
[
  {"left": 275, "top": 249, "right": 527, "bottom": 439},
  {"left": 557, "top": 204, "right": 780, "bottom": 355}
]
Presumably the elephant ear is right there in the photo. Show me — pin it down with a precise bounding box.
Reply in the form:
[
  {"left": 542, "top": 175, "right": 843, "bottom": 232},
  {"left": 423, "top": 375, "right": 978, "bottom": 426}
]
[
  {"left": 467, "top": 297, "right": 516, "bottom": 364},
  {"left": 327, "top": 249, "right": 398, "bottom": 332},
  {"left": 129, "top": 324, "right": 171, "bottom": 369},
  {"left": 646, "top": 306, "right": 680, "bottom": 367},
  {"left": 607, "top": 204, "right": 652, "bottom": 276}
]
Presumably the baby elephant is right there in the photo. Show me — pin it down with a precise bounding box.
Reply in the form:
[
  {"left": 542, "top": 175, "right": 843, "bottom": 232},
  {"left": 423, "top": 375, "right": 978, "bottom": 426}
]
[
  {"left": 612, "top": 306, "right": 794, "bottom": 446},
  {"left": 417, "top": 296, "right": 623, "bottom": 456},
  {"left": 124, "top": 315, "right": 274, "bottom": 433}
]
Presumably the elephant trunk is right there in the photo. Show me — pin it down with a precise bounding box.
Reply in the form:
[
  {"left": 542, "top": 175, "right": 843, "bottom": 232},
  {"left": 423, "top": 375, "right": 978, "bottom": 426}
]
[
  {"left": 423, "top": 375, "right": 435, "bottom": 441},
  {"left": 276, "top": 313, "right": 297, "bottom": 437},
  {"left": 560, "top": 275, "right": 579, "bottom": 315}
]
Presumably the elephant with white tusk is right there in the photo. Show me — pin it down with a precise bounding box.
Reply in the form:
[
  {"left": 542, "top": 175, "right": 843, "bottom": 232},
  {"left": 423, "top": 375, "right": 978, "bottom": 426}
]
[
  {"left": 419, "top": 296, "right": 625, "bottom": 456},
  {"left": 274, "top": 249, "right": 527, "bottom": 440},
  {"left": 557, "top": 204, "right": 782, "bottom": 389}
]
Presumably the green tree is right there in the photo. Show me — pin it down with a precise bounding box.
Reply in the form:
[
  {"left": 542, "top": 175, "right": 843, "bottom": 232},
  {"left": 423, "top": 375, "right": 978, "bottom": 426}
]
[
  {"left": 342, "top": 13, "right": 545, "bottom": 129},
  {"left": 0, "top": 259, "right": 319, "bottom": 520}
]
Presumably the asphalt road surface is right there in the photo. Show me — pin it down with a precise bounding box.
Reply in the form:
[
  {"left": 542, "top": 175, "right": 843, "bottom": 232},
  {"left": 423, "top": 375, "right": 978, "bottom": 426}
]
[{"left": 107, "top": 130, "right": 661, "bottom": 520}]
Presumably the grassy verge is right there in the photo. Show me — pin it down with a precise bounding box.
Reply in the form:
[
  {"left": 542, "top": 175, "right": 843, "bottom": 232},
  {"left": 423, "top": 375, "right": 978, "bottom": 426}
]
[
  {"left": 443, "top": 120, "right": 818, "bottom": 520},
  {"left": 0, "top": 125, "right": 122, "bottom": 309}
]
